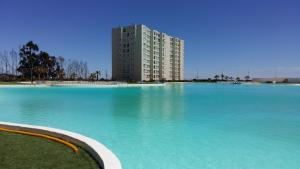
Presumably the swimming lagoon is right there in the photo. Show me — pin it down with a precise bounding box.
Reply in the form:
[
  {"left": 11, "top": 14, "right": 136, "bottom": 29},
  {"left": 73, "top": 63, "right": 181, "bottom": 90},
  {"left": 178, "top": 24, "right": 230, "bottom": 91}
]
[{"left": 0, "top": 83, "right": 300, "bottom": 169}]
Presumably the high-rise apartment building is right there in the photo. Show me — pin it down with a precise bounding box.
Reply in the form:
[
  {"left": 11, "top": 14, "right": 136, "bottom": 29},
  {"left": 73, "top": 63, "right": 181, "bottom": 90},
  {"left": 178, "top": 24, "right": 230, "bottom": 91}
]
[{"left": 112, "top": 24, "right": 184, "bottom": 81}]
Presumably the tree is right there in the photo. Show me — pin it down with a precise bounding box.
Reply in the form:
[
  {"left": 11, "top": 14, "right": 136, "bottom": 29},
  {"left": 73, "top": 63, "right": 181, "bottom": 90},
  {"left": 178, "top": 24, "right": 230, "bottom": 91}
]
[
  {"left": 10, "top": 49, "right": 18, "bottom": 76},
  {"left": 105, "top": 70, "right": 108, "bottom": 80},
  {"left": 224, "top": 76, "right": 229, "bottom": 81},
  {"left": 57, "top": 56, "right": 65, "bottom": 80},
  {"left": 36, "top": 51, "right": 50, "bottom": 80},
  {"left": 0, "top": 52, "right": 3, "bottom": 74},
  {"left": 244, "top": 75, "right": 250, "bottom": 81},
  {"left": 214, "top": 75, "right": 219, "bottom": 81},
  {"left": 17, "top": 41, "right": 65, "bottom": 81},
  {"left": 95, "top": 70, "right": 101, "bottom": 81},
  {"left": 66, "top": 59, "right": 80, "bottom": 80},
  {"left": 18, "top": 41, "right": 39, "bottom": 83},
  {"left": 65, "top": 59, "right": 89, "bottom": 80},
  {"left": 73, "top": 60, "right": 80, "bottom": 79},
  {"left": 236, "top": 77, "right": 240, "bottom": 81},
  {"left": 70, "top": 72, "right": 77, "bottom": 80},
  {"left": 79, "top": 61, "right": 84, "bottom": 79},
  {"left": 57, "top": 56, "right": 65, "bottom": 70},
  {"left": 2, "top": 41, "right": 93, "bottom": 82},
  {"left": 83, "top": 61, "right": 89, "bottom": 79},
  {"left": 65, "top": 59, "right": 72, "bottom": 79},
  {"left": 2, "top": 50, "right": 9, "bottom": 74},
  {"left": 48, "top": 56, "right": 57, "bottom": 79},
  {"left": 89, "top": 73, "right": 96, "bottom": 81},
  {"left": 220, "top": 74, "right": 224, "bottom": 81}
]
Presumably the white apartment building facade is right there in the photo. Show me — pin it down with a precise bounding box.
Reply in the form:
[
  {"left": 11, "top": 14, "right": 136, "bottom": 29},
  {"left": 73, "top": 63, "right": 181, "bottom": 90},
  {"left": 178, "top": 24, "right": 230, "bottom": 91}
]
[{"left": 112, "top": 24, "right": 184, "bottom": 81}]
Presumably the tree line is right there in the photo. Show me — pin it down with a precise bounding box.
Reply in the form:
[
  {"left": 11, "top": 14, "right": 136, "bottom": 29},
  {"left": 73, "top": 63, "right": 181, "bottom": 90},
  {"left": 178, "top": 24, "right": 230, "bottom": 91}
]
[
  {"left": 213, "top": 74, "right": 251, "bottom": 81},
  {"left": 0, "top": 41, "right": 103, "bottom": 82},
  {"left": 0, "top": 49, "right": 19, "bottom": 76},
  {"left": 192, "top": 73, "right": 251, "bottom": 82}
]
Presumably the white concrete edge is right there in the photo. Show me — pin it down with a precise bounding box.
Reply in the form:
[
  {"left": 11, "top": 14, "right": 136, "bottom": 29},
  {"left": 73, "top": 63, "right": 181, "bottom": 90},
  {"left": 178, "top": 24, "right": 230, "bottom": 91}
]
[{"left": 0, "top": 122, "right": 122, "bottom": 169}]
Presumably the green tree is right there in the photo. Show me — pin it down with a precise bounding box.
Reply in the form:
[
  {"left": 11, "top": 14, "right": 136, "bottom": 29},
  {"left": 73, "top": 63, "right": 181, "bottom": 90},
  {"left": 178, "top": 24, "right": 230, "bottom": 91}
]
[
  {"left": 18, "top": 41, "right": 65, "bottom": 81},
  {"left": 244, "top": 75, "right": 250, "bottom": 81},
  {"left": 220, "top": 74, "right": 224, "bottom": 81},
  {"left": 18, "top": 41, "right": 39, "bottom": 83},
  {"left": 214, "top": 75, "right": 219, "bottom": 81},
  {"left": 95, "top": 70, "right": 101, "bottom": 81},
  {"left": 224, "top": 76, "right": 229, "bottom": 81},
  {"left": 89, "top": 73, "right": 96, "bottom": 81},
  {"left": 57, "top": 56, "right": 65, "bottom": 80},
  {"left": 37, "top": 51, "right": 50, "bottom": 79}
]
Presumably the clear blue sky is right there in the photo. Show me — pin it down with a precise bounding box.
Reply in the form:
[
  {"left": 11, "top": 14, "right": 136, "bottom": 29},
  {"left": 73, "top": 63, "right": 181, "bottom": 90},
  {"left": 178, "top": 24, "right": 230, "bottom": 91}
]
[{"left": 1, "top": 0, "right": 300, "bottom": 79}]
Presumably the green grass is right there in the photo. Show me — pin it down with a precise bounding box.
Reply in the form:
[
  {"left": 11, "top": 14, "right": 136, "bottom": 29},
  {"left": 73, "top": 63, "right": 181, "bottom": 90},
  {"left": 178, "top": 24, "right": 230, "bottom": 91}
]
[
  {"left": 0, "top": 81, "right": 20, "bottom": 85},
  {"left": 0, "top": 131, "right": 100, "bottom": 169}
]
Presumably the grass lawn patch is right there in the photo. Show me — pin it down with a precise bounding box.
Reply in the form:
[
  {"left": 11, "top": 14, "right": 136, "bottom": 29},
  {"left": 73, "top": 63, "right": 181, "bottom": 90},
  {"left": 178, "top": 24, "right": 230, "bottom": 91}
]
[
  {"left": 0, "top": 131, "right": 100, "bottom": 169},
  {"left": 0, "top": 81, "right": 20, "bottom": 85}
]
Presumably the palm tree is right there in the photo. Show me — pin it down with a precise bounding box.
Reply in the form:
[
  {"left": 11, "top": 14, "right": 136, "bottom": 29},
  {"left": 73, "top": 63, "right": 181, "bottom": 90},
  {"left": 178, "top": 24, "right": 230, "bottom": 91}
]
[
  {"left": 229, "top": 76, "right": 234, "bottom": 81},
  {"left": 244, "top": 75, "right": 250, "bottom": 81},
  {"left": 220, "top": 74, "right": 224, "bottom": 81},
  {"left": 89, "top": 73, "right": 96, "bottom": 81},
  {"left": 225, "top": 76, "right": 229, "bottom": 81},
  {"left": 214, "top": 75, "right": 219, "bottom": 81},
  {"left": 95, "top": 70, "right": 101, "bottom": 81}
]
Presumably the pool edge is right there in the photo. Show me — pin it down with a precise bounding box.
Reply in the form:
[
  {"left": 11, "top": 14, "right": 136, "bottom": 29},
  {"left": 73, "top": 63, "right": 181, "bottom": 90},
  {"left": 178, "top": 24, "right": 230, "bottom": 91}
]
[{"left": 0, "top": 121, "right": 122, "bottom": 169}]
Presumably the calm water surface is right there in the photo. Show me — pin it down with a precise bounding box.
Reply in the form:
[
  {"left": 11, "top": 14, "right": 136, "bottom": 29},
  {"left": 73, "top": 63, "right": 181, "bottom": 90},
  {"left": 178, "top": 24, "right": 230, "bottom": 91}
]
[{"left": 1, "top": 83, "right": 300, "bottom": 169}]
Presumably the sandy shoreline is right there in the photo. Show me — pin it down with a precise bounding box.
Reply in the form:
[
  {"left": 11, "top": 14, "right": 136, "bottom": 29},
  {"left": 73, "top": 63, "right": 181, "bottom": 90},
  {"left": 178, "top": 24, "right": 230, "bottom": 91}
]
[
  {"left": 1, "top": 82, "right": 299, "bottom": 88},
  {"left": 0, "top": 82, "right": 166, "bottom": 88},
  {"left": 54, "top": 83, "right": 166, "bottom": 88},
  {"left": 0, "top": 84, "right": 50, "bottom": 88}
]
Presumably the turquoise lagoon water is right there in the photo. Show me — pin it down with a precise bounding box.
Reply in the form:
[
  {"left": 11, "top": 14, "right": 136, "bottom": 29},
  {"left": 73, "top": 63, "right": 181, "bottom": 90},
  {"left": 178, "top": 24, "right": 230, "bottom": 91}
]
[{"left": 1, "top": 83, "right": 300, "bottom": 169}]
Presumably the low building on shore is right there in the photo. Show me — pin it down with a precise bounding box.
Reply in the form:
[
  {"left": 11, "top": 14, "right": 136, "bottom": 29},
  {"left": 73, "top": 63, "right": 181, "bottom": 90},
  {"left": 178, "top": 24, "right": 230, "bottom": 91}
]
[{"left": 252, "top": 77, "right": 300, "bottom": 83}]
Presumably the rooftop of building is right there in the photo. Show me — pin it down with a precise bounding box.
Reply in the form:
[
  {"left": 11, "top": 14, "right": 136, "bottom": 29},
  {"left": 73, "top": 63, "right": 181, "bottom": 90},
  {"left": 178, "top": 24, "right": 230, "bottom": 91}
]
[{"left": 113, "top": 24, "right": 183, "bottom": 40}]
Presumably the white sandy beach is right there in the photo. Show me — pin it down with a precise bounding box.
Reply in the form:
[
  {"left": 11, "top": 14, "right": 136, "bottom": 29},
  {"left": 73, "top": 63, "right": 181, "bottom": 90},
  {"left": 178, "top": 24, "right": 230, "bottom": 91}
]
[{"left": 0, "top": 81, "right": 166, "bottom": 88}]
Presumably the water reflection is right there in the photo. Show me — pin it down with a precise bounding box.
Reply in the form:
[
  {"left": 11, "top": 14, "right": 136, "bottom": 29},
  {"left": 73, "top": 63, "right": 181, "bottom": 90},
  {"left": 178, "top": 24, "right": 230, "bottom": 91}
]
[
  {"left": 18, "top": 95, "right": 54, "bottom": 123},
  {"left": 111, "top": 84, "right": 185, "bottom": 121}
]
